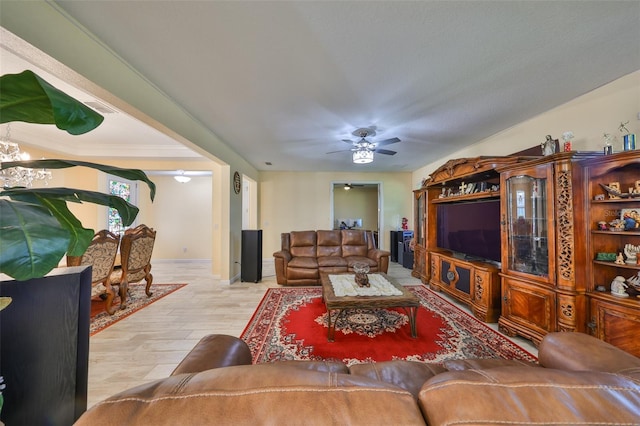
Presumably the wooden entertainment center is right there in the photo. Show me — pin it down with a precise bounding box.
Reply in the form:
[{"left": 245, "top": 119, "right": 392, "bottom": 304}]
[{"left": 414, "top": 152, "right": 640, "bottom": 356}]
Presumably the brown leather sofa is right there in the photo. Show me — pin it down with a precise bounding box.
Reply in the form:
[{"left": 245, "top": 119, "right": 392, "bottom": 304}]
[
  {"left": 273, "top": 229, "right": 390, "bottom": 285},
  {"left": 77, "top": 332, "right": 640, "bottom": 425}
]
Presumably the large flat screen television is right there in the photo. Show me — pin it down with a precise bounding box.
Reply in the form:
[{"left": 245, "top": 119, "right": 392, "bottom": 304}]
[{"left": 436, "top": 199, "right": 501, "bottom": 264}]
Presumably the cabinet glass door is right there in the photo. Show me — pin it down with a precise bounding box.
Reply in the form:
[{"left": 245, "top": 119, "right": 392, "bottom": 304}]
[
  {"left": 506, "top": 175, "right": 549, "bottom": 277},
  {"left": 416, "top": 192, "right": 425, "bottom": 245}
]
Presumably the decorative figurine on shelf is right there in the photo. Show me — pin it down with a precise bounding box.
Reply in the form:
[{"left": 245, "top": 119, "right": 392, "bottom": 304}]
[
  {"left": 541, "top": 135, "right": 558, "bottom": 156},
  {"left": 603, "top": 132, "right": 614, "bottom": 155},
  {"left": 597, "top": 221, "right": 608, "bottom": 231},
  {"left": 622, "top": 210, "right": 639, "bottom": 230},
  {"left": 609, "top": 219, "right": 625, "bottom": 231},
  {"left": 619, "top": 121, "right": 636, "bottom": 151},
  {"left": 401, "top": 217, "right": 408, "bottom": 231},
  {"left": 623, "top": 244, "right": 640, "bottom": 265},
  {"left": 610, "top": 276, "right": 629, "bottom": 297},
  {"left": 626, "top": 272, "right": 640, "bottom": 297},
  {"left": 615, "top": 252, "right": 625, "bottom": 265},
  {"left": 562, "top": 131, "right": 574, "bottom": 152}
]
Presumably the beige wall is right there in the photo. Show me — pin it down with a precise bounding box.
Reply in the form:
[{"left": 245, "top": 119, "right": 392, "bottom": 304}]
[
  {"left": 413, "top": 70, "right": 640, "bottom": 186},
  {"left": 259, "top": 171, "right": 412, "bottom": 255}
]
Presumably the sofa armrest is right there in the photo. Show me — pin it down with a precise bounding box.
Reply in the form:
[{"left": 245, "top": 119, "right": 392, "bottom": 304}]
[
  {"left": 368, "top": 249, "right": 390, "bottom": 273},
  {"left": 539, "top": 332, "right": 640, "bottom": 379},
  {"left": 273, "top": 250, "right": 292, "bottom": 261},
  {"left": 368, "top": 248, "right": 390, "bottom": 260},
  {"left": 171, "top": 334, "right": 252, "bottom": 376}
]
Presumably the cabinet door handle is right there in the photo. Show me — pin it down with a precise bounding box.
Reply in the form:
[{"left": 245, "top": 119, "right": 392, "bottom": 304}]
[{"left": 503, "top": 296, "right": 508, "bottom": 302}]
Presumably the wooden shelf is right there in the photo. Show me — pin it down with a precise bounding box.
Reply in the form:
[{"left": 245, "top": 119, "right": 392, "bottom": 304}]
[
  {"left": 430, "top": 191, "right": 500, "bottom": 204},
  {"left": 591, "top": 230, "right": 640, "bottom": 236},
  {"left": 588, "top": 290, "right": 640, "bottom": 307},
  {"left": 593, "top": 260, "right": 640, "bottom": 271},
  {"left": 591, "top": 199, "right": 640, "bottom": 204}
]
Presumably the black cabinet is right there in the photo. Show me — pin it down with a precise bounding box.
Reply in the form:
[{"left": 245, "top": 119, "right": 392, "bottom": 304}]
[
  {"left": 241, "top": 230, "right": 262, "bottom": 282},
  {"left": 391, "top": 230, "right": 413, "bottom": 263},
  {"left": 0, "top": 267, "right": 91, "bottom": 425}
]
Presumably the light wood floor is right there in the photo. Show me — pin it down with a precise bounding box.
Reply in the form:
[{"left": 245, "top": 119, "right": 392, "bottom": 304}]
[{"left": 87, "top": 261, "right": 538, "bottom": 408}]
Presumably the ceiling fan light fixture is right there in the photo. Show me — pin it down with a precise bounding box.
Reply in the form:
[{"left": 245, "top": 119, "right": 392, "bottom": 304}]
[{"left": 352, "top": 149, "right": 374, "bottom": 164}]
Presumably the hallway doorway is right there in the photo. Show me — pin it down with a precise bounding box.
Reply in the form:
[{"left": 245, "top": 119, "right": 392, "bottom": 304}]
[{"left": 331, "top": 182, "right": 382, "bottom": 248}]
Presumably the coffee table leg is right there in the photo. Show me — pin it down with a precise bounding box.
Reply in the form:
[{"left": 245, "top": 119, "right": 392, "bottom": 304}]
[
  {"left": 327, "top": 308, "right": 343, "bottom": 342},
  {"left": 403, "top": 307, "right": 418, "bottom": 338}
]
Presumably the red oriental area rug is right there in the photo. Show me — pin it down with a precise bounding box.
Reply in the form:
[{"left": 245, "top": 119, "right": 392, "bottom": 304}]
[
  {"left": 90, "top": 283, "right": 186, "bottom": 336},
  {"left": 241, "top": 286, "right": 537, "bottom": 366}
]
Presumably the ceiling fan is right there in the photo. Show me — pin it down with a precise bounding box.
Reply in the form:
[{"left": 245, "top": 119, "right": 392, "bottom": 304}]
[
  {"left": 342, "top": 183, "right": 365, "bottom": 190},
  {"left": 326, "top": 127, "right": 401, "bottom": 163}
]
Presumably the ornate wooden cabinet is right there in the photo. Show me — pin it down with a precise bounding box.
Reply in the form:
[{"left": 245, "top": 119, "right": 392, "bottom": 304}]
[
  {"left": 581, "top": 151, "right": 640, "bottom": 357},
  {"left": 497, "top": 152, "right": 595, "bottom": 345},
  {"left": 430, "top": 251, "right": 501, "bottom": 322},
  {"left": 416, "top": 156, "right": 525, "bottom": 322}
]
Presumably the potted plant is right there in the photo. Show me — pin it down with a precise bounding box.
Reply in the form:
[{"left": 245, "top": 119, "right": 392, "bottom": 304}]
[
  {"left": 0, "top": 70, "right": 155, "bottom": 424},
  {"left": 0, "top": 70, "right": 155, "bottom": 281}
]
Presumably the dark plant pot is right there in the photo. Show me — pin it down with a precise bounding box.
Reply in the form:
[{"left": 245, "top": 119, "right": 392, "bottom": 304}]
[{"left": 0, "top": 266, "right": 91, "bottom": 425}]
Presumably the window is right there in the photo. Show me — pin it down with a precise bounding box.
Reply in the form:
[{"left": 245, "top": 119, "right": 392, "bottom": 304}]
[{"left": 107, "top": 175, "right": 138, "bottom": 235}]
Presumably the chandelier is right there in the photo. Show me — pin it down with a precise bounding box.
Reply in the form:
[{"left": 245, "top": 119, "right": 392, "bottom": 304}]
[
  {"left": 352, "top": 148, "right": 374, "bottom": 164},
  {"left": 0, "top": 125, "right": 52, "bottom": 188}
]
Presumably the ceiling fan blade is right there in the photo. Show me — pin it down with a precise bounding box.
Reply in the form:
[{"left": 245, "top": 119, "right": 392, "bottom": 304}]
[
  {"left": 326, "top": 149, "right": 353, "bottom": 154},
  {"left": 375, "top": 149, "right": 397, "bottom": 155},
  {"left": 342, "top": 139, "right": 355, "bottom": 144},
  {"left": 375, "top": 137, "right": 401, "bottom": 147}
]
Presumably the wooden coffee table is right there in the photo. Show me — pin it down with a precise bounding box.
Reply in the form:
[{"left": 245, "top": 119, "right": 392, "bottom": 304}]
[{"left": 320, "top": 272, "right": 420, "bottom": 342}]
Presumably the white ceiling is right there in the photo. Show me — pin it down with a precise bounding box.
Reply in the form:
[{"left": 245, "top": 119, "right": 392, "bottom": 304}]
[{"left": 2, "top": 1, "right": 639, "bottom": 172}]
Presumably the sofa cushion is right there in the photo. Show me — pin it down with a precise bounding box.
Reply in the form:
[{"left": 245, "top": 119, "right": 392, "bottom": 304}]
[
  {"left": 317, "top": 230, "right": 343, "bottom": 257},
  {"left": 288, "top": 256, "right": 319, "bottom": 269},
  {"left": 418, "top": 367, "right": 640, "bottom": 425},
  {"left": 341, "top": 229, "right": 369, "bottom": 257},
  {"left": 290, "top": 230, "right": 317, "bottom": 257},
  {"left": 444, "top": 358, "right": 539, "bottom": 371},
  {"left": 345, "top": 256, "right": 377, "bottom": 268},
  {"left": 350, "top": 360, "right": 446, "bottom": 399},
  {"left": 77, "top": 364, "right": 426, "bottom": 426},
  {"left": 317, "top": 256, "right": 348, "bottom": 267}
]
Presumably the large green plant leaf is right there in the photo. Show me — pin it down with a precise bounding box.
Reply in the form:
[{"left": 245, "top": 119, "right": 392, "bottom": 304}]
[
  {"left": 30, "top": 195, "right": 95, "bottom": 257},
  {"left": 3, "top": 187, "right": 141, "bottom": 226},
  {"left": 0, "top": 70, "right": 104, "bottom": 135},
  {"left": 1, "top": 159, "right": 156, "bottom": 201},
  {"left": 0, "top": 199, "right": 70, "bottom": 281}
]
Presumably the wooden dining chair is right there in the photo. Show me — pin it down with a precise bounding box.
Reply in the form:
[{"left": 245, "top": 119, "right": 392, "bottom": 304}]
[
  {"left": 67, "top": 229, "right": 121, "bottom": 314},
  {"left": 109, "top": 224, "right": 157, "bottom": 310}
]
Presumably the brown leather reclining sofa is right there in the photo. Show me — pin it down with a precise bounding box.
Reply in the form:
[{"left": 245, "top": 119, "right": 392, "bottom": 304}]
[
  {"left": 273, "top": 229, "right": 390, "bottom": 285},
  {"left": 77, "top": 332, "right": 640, "bottom": 425}
]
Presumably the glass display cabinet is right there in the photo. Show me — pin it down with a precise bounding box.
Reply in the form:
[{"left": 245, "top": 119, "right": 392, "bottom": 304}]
[
  {"left": 504, "top": 175, "right": 550, "bottom": 278},
  {"left": 498, "top": 153, "right": 596, "bottom": 346}
]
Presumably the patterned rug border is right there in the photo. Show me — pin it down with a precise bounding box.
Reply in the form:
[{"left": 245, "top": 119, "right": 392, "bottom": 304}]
[
  {"left": 90, "top": 283, "right": 187, "bottom": 336},
  {"left": 241, "top": 284, "right": 537, "bottom": 365}
]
